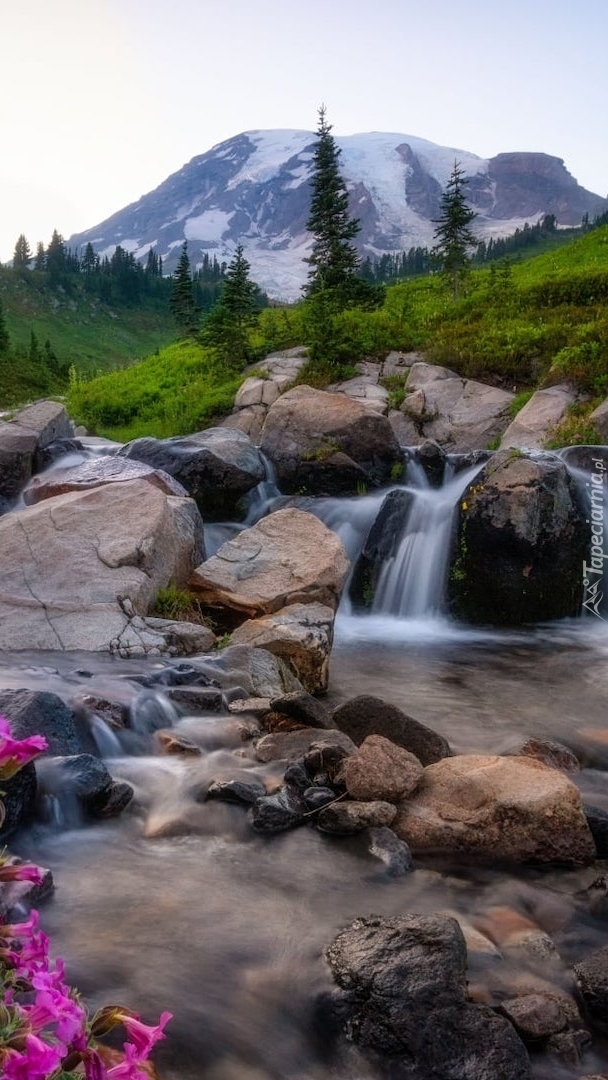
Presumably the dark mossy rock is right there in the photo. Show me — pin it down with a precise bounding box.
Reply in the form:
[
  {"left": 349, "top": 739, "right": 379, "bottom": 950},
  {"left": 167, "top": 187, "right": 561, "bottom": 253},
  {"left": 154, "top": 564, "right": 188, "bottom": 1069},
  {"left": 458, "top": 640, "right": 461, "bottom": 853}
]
[{"left": 349, "top": 489, "right": 414, "bottom": 611}]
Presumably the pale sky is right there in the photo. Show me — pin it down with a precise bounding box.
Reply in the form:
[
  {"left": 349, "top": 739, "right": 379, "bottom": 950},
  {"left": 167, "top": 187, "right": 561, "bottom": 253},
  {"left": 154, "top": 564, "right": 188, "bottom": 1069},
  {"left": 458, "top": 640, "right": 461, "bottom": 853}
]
[{"left": 0, "top": 0, "right": 606, "bottom": 263}]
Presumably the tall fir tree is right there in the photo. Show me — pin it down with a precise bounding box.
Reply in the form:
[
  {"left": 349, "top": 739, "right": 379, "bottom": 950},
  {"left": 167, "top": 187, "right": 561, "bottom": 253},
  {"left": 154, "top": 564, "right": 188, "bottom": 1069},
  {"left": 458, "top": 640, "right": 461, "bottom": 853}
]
[
  {"left": 12, "top": 234, "right": 32, "bottom": 271},
  {"left": 0, "top": 297, "right": 9, "bottom": 354},
  {"left": 304, "top": 105, "right": 362, "bottom": 306},
  {"left": 170, "top": 241, "right": 198, "bottom": 336},
  {"left": 45, "top": 230, "right": 68, "bottom": 282},
  {"left": 202, "top": 243, "right": 259, "bottom": 370},
  {"left": 432, "top": 161, "right": 478, "bottom": 300}
]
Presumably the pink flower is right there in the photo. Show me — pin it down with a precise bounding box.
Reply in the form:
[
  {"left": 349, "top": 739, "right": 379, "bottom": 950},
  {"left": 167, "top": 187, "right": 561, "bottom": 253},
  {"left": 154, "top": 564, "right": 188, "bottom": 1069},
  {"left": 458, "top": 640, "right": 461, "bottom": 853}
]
[
  {"left": 0, "top": 861, "right": 45, "bottom": 885},
  {"left": 0, "top": 716, "right": 48, "bottom": 779},
  {"left": 118, "top": 1009, "right": 172, "bottom": 1058},
  {"left": 83, "top": 1048, "right": 107, "bottom": 1080},
  {"left": 24, "top": 972, "right": 87, "bottom": 1046},
  {"left": 2, "top": 1033, "right": 64, "bottom": 1080},
  {"left": 106, "top": 1042, "right": 154, "bottom": 1079}
]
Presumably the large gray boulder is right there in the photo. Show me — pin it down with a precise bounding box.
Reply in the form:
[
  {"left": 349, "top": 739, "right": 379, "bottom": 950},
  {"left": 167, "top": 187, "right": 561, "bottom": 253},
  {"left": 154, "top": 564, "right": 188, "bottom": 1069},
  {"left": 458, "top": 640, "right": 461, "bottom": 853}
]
[
  {"left": 448, "top": 449, "right": 588, "bottom": 623},
  {"left": 325, "top": 914, "right": 531, "bottom": 1078},
  {"left": 118, "top": 427, "right": 266, "bottom": 518},
  {"left": 230, "top": 601, "right": 336, "bottom": 693},
  {"left": 190, "top": 508, "right": 350, "bottom": 620},
  {"left": 259, "top": 385, "right": 402, "bottom": 494},
  {"left": 500, "top": 385, "right": 577, "bottom": 449},
  {"left": 0, "top": 479, "right": 204, "bottom": 651},
  {"left": 23, "top": 455, "right": 187, "bottom": 505},
  {"left": 393, "top": 754, "right": 596, "bottom": 865},
  {"left": 0, "top": 400, "right": 73, "bottom": 499}
]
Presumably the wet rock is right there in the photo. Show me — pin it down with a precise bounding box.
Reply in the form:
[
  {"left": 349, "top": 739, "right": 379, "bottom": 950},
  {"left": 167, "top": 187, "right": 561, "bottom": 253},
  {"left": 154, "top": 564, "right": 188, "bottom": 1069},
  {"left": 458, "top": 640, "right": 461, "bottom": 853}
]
[
  {"left": 514, "top": 736, "right": 581, "bottom": 773},
  {"left": 303, "top": 740, "right": 354, "bottom": 782},
  {"left": 255, "top": 728, "right": 356, "bottom": 764},
  {"left": 165, "top": 686, "right": 224, "bottom": 714},
  {"left": 0, "top": 689, "right": 93, "bottom": 756},
  {"left": 575, "top": 945, "right": 608, "bottom": 1031},
  {"left": 331, "top": 695, "right": 451, "bottom": 765},
  {"left": 230, "top": 601, "right": 336, "bottom": 693},
  {"left": 584, "top": 805, "right": 608, "bottom": 857},
  {"left": 97, "top": 782, "right": 133, "bottom": 818},
  {"left": 325, "top": 913, "right": 531, "bottom": 1079},
  {"left": 283, "top": 762, "right": 310, "bottom": 791},
  {"left": 156, "top": 730, "right": 202, "bottom": 756},
  {"left": 269, "top": 691, "right": 329, "bottom": 729},
  {"left": 259, "top": 385, "right": 402, "bottom": 495},
  {"left": 118, "top": 427, "right": 266, "bottom": 518},
  {"left": 249, "top": 789, "right": 305, "bottom": 833},
  {"left": 417, "top": 439, "right": 448, "bottom": 487},
  {"left": 37, "top": 754, "right": 132, "bottom": 819},
  {"left": 190, "top": 508, "right": 350, "bottom": 620},
  {"left": 316, "top": 799, "right": 397, "bottom": 834},
  {"left": 187, "top": 645, "right": 304, "bottom": 699},
  {"left": 394, "top": 755, "right": 596, "bottom": 865},
  {"left": 0, "top": 400, "right": 73, "bottom": 499},
  {"left": 349, "top": 490, "right": 414, "bottom": 611},
  {"left": 206, "top": 778, "right": 267, "bottom": 805},
  {"left": 227, "top": 697, "right": 272, "bottom": 717},
  {"left": 363, "top": 825, "right": 413, "bottom": 876},
  {"left": 499, "top": 992, "right": 582, "bottom": 1040},
  {"left": 586, "top": 874, "right": 608, "bottom": 919},
  {"left": 448, "top": 450, "right": 588, "bottom": 624},
  {"left": 0, "top": 763, "right": 37, "bottom": 838},
  {"left": 339, "top": 734, "right": 423, "bottom": 803},
  {"left": 545, "top": 1028, "right": 592, "bottom": 1066},
  {"left": 36, "top": 437, "right": 84, "bottom": 468},
  {"left": 302, "top": 786, "right": 336, "bottom": 812}
]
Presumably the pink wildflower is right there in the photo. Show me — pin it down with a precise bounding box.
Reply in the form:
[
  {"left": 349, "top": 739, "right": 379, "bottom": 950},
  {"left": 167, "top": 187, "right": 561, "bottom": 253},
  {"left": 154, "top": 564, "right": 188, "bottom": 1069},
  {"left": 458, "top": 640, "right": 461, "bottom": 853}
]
[
  {"left": 2, "top": 1033, "right": 64, "bottom": 1080},
  {"left": 0, "top": 716, "right": 48, "bottom": 779},
  {"left": 0, "top": 861, "right": 45, "bottom": 885},
  {"left": 24, "top": 971, "right": 87, "bottom": 1045},
  {"left": 118, "top": 1009, "right": 172, "bottom": 1058},
  {"left": 106, "top": 1042, "right": 154, "bottom": 1080}
]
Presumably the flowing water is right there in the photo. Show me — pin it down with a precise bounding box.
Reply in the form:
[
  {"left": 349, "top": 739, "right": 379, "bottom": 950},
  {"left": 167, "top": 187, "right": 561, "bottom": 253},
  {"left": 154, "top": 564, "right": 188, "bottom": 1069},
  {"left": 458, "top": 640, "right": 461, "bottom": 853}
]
[{"left": 3, "top": 448, "right": 608, "bottom": 1079}]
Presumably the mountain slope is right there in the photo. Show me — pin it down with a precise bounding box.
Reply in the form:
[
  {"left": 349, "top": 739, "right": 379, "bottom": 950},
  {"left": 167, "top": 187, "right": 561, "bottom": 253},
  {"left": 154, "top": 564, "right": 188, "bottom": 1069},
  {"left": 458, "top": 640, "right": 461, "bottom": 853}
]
[{"left": 69, "top": 129, "right": 608, "bottom": 300}]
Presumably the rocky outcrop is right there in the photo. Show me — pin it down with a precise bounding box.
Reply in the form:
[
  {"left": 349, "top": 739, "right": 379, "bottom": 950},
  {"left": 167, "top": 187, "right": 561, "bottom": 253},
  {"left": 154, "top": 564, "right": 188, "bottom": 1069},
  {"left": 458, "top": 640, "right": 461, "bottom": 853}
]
[
  {"left": 190, "top": 508, "right": 350, "bottom": 620},
  {"left": 393, "top": 754, "right": 596, "bottom": 865},
  {"left": 259, "top": 386, "right": 402, "bottom": 494},
  {"left": 118, "top": 427, "right": 266, "bottom": 518},
  {"left": 325, "top": 913, "right": 531, "bottom": 1078},
  {"left": 0, "top": 400, "right": 74, "bottom": 499},
  {"left": 401, "top": 364, "right": 515, "bottom": 452},
  {"left": 0, "top": 479, "right": 204, "bottom": 651},
  {"left": 500, "top": 385, "right": 578, "bottom": 449},
  {"left": 230, "top": 601, "right": 335, "bottom": 693},
  {"left": 448, "top": 450, "right": 588, "bottom": 623}
]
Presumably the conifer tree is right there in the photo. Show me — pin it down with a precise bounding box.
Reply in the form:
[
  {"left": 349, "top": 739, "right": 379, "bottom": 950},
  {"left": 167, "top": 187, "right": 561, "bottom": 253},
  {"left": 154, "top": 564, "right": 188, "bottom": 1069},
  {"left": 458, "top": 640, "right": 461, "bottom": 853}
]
[
  {"left": 170, "top": 241, "right": 198, "bottom": 336},
  {"left": 12, "top": 234, "right": 32, "bottom": 271},
  {"left": 432, "top": 161, "right": 478, "bottom": 300},
  {"left": 202, "top": 244, "right": 259, "bottom": 369},
  {"left": 304, "top": 105, "right": 362, "bottom": 306},
  {"left": 34, "top": 242, "right": 46, "bottom": 272}
]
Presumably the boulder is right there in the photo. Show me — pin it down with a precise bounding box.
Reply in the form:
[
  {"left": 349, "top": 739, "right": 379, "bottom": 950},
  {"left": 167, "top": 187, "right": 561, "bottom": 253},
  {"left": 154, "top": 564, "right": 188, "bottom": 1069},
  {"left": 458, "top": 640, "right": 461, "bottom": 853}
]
[
  {"left": 185, "top": 644, "right": 303, "bottom": 699},
  {"left": 448, "top": 450, "right": 588, "bottom": 623},
  {"left": 230, "top": 602, "right": 335, "bottom": 693},
  {"left": 220, "top": 405, "right": 266, "bottom": 443},
  {"left": 23, "top": 456, "right": 187, "bottom": 505},
  {"left": 0, "top": 689, "right": 94, "bottom": 756},
  {"left": 500, "top": 385, "right": 578, "bottom": 449},
  {"left": 499, "top": 992, "right": 583, "bottom": 1041},
  {"left": 407, "top": 362, "right": 459, "bottom": 390},
  {"left": 331, "top": 695, "right": 451, "bottom": 766},
  {"left": 0, "top": 401, "right": 74, "bottom": 499},
  {"left": 328, "top": 376, "right": 389, "bottom": 414},
  {"left": 255, "top": 728, "right": 356, "bottom": 764},
  {"left": 574, "top": 945, "right": 608, "bottom": 1032},
  {"left": 388, "top": 410, "right": 421, "bottom": 447},
  {"left": 589, "top": 397, "right": 608, "bottom": 441},
  {"left": 514, "top": 737, "right": 580, "bottom": 773},
  {"left": 325, "top": 914, "right": 531, "bottom": 1078},
  {"left": 339, "top": 735, "right": 423, "bottom": 802},
  {"left": 190, "top": 508, "right": 350, "bottom": 620},
  {"left": 393, "top": 754, "right": 596, "bottom": 865},
  {"left": 36, "top": 754, "right": 133, "bottom": 819},
  {"left": 259, "top": 385, "right": 402, "bottom": 494},
  {"left": 0, "top": 479, "right": 204, "bottom": 651},
  {"left": 268, "top": 691, "right": 329, "bottom": 729},
  {"left": 118, "top": 427, "right": 266, "bottom": 518},
  {"left": 421, "top": 377, "right": 515, "bottom": 452}
]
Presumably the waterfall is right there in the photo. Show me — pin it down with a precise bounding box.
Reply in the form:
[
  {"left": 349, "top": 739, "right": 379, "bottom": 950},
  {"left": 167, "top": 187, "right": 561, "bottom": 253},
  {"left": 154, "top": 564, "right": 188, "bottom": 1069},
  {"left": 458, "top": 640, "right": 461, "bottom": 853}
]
[{"left": 372, "top": 463, "right": 482, "bottom": 618}]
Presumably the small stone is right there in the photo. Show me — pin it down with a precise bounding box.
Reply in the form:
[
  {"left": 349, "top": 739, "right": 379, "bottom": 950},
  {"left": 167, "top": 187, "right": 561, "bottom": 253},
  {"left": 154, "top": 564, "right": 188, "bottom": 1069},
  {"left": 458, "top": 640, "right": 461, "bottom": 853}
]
[
  {"left": 584, "top": 805, "right": 608, "bottom": 857},
  {"left": 339, "top": 735, "right": 423, "bottom": 802},
  {"left": 499, "top": 992, "right": 581, "bottom": 1040},
  {"left": 364, "top": 825, "right": 413, "bottom": 876},
  {"left": 269, "top": 691, "right": 329, "bottom": 729},
  {"left": 156, "top": 730, "right": 202, "bottom": 756},
  {"left": 516, "top": 737, "right": 580, "bottom": 773},
  {"left": 249, "top": 790, "right": 305, "bottom": 833},
  {"left": 206, "top": 779, "right": 267, "bottom": 805},
  {"left": 316, "top": 799, "right": 397, "bottom": 834},
  {"left": 302, "top": 787, "right": 337, "bottom": 812}
]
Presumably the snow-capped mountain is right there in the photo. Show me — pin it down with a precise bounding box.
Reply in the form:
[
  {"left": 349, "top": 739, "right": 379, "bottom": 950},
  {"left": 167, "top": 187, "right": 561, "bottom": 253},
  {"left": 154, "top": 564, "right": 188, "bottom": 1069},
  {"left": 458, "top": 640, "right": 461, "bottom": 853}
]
[{"left": 69, "top": 130, "right": 608, "bottom": 300}]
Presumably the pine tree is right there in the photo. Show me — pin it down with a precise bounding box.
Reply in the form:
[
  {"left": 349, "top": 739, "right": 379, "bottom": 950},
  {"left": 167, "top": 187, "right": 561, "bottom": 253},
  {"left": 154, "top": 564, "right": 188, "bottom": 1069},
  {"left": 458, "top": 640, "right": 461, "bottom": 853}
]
[
  {"left": 169, "top": 242, "right": 198, "bottom": 336},
  {"left": 13, "top": 234, "right": 32, "bottom": 271},
  {"left": 34, "top": 242, "right": 46, "bottom": 272},
  {"left": 432, "top": 161, "right": 478, "bottom": 300},
  {"left": 202, "top": 244, "right": 259, "bottom": 369},
  {"left": 45, "top": 230, "right": 68, "bottom": 282},
  {"left": 304, "top": 106, "right": 362, "bottom": 306}
]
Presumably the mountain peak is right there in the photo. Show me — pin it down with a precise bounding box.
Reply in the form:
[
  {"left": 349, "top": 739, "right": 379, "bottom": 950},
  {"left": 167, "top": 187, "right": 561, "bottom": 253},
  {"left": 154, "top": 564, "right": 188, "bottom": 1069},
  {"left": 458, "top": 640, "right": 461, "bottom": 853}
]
[{"left": 69, "top": 129, "right": 608, "bottom": 300}]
